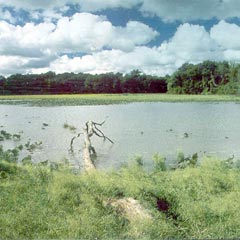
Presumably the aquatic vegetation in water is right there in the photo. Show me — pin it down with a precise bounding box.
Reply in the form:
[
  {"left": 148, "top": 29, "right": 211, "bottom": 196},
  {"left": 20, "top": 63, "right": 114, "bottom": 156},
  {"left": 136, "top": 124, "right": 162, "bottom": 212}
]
[
  {"left": 0, "top": 128, "right": 44, "bottom": 164},
  {"left": 25, "top": 141, "right": 43, "bottom": 152},
  {"left": 0, "top": 130, "right": 12, "bottom": 141},
  {"left": 0, "top": 130, "right": 21, "bottom": 142},
  {"left": 13, "top": 134, "right": 21, "bottom": 141},
  {"left": 63, "top": 123, "right": 77, "bottom": 132}
]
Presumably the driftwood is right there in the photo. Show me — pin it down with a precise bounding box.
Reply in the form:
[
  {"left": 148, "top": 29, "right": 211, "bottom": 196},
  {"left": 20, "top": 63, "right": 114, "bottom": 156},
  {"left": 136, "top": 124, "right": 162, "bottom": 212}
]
[{"left": 70, "top": 120, "right": 113, "bottom": 172}]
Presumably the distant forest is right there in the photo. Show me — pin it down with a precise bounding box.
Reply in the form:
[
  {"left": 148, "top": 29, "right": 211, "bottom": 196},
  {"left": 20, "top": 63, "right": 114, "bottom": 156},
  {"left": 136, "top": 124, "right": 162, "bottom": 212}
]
[{"left": 0, "top": 60, "right": 240, "bottom": 95}]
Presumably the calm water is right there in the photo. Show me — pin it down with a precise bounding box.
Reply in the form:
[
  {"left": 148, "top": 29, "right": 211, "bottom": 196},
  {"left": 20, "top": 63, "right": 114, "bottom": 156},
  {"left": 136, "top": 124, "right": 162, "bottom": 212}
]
[{"left": 1, "top": 102, "right": 240, "bottom": 169}]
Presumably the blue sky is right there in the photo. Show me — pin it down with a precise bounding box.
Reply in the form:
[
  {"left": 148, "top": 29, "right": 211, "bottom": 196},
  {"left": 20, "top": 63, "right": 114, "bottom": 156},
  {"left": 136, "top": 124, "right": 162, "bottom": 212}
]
[{"left": 0, "top": 0, "right": 240, "bottom": 76}]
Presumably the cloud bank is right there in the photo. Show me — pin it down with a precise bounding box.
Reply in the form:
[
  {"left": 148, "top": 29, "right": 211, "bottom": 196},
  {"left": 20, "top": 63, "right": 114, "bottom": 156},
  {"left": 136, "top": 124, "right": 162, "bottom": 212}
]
[
  {"left": 1, "top": 1, "right": 240, "bottom": 76},
  {"left": 1, "top": 17, "right": 240, "bottom": 76},
  {"left": 1, "top": 0, "right": 240, "bottom": 21}
]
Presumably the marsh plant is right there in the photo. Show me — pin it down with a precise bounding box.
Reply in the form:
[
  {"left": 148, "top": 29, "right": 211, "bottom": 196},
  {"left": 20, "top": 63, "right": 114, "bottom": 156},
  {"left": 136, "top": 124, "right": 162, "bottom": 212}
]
[
  {"left": 0, "top": 130, "right": 21, "bottom": 141},
  {"left": 152, "top": 153, "right": 167, "bottom": 171},
  {"left": 0, "top": 145, "right": 20, "bottom": 163},
  {"left": 25, "top": 141, "right": 43, "bottom": 152},
  {"left": 176, "top": 152, "right": 198, "bottom": 169}
]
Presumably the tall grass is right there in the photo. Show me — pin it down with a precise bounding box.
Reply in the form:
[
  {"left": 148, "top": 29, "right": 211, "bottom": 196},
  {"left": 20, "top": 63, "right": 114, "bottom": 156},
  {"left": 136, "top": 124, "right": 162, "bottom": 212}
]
[{"left": 1, "top": 157, "right": 240, "bottom": 239}]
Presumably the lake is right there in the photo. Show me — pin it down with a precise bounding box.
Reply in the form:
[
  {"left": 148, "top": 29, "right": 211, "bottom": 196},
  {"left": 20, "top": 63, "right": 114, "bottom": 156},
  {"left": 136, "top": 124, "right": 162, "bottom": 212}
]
[{"left": 1, "top": 102, "right": 240, "bottom": 169}]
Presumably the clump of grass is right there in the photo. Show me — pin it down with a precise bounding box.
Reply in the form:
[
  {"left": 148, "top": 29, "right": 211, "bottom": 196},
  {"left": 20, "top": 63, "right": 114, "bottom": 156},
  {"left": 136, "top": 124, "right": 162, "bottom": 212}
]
[
  {"left": 175, "top": 151, "right": 198, "bottom": 169},
  {"left": 0, "top": 155, "right": 240, "bottom": 239},
  {"left": 0, "top": 145, "right": 20, "bottom": 163},
  {"left": 152, "top": 153, "right": 167, "bottom": 171}
]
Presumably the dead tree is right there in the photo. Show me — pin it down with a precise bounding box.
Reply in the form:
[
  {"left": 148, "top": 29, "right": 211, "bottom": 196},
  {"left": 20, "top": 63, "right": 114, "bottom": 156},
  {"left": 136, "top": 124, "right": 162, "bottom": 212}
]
[{"left": 70, "top": 120, "right": 113, "bottom": 172}]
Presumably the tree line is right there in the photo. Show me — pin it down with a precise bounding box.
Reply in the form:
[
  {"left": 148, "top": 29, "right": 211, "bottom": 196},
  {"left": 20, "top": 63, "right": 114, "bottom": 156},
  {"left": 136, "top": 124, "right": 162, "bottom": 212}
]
[
  {"left": 0, "top": 70, "right": 167, "bottom": 95},
  {"left": 168, "top": 61, "right": 240, "bottom": 94},
  {"left": 0, "top": 61, "right": 240, "bottom": 95}
]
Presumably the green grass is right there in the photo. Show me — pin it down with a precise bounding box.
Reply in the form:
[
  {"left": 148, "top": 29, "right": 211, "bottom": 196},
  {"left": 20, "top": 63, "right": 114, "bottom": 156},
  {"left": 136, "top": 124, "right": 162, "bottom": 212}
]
[
  {"left": 1, "top": 93, "right": 240, "bottom": 106},
  {"left": 1, "top": 157, "right": 240, "bottom": 239}
]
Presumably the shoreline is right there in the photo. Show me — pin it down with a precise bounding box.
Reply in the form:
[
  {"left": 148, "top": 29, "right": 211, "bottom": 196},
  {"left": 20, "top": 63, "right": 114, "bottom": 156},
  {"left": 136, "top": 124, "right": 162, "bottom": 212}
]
[{"left": 1, "top": 93, "right": 240, "bottom": 106}]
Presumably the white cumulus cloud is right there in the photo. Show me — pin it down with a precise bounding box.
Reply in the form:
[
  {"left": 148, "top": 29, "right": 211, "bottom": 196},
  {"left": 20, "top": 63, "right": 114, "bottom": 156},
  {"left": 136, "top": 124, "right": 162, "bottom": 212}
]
[
  {"left": 0, "top": 12, "right": 158, "bottom": 75},
  {"left": 39, "top": 47, "right": 172, "bottom": 76},
  {"left": 210, "top": 20, "right": 240, "bottom": 50},
  {"left": 1, "top": 1, "right": 240, "bottom": 77},
  {"left": 0, "top": 20, "right": 55, "bottom": 57},
  {"left": 0, "top": 12, "right": 158, "bottom": 58},
  {"left": 0, "top": 55, "right": 30, "bottom": 75},
  {"left": 37, "top": 22, "right": 228, "bottom": 77},
  {"left": 48, "top": 13, "right": 158, "bottom": 53},
  {"left": 158, "top": 23, "right": 221, "bottom": 68},
  {"left": 3, "top": 19, "right": 240, "bottom": 77}
]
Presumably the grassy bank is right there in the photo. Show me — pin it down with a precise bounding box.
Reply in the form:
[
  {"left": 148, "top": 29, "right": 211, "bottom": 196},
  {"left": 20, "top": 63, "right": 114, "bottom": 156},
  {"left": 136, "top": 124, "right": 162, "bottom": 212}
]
[
  {"left": 1, "top": 157, "right": 240, "bottom": 239},
  {"left": 1, "top": 93, "right": 240, "bottom": 106}
]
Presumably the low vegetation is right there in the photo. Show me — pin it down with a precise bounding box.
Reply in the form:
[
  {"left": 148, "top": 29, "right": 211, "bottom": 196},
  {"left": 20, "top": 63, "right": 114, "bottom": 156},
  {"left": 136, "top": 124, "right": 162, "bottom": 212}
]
[
  {"left": 1, "top": 93, "right": 240, "bottom": 106},
  {"left": 1, "top": 146, "right": 240, "bottom": 239}
]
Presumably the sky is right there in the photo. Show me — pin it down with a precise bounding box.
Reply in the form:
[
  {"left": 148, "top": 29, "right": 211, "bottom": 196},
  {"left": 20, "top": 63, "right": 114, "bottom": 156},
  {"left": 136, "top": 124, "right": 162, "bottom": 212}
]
[{"left": 1, "top": 0, "right": 240, "bottom": 77}]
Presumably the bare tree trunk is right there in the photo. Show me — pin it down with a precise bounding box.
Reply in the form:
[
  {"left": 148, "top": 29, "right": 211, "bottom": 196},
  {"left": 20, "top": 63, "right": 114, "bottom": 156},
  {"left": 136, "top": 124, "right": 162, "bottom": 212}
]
[{"left": 83, "top": 126, "right": 96, "bottom": 172}]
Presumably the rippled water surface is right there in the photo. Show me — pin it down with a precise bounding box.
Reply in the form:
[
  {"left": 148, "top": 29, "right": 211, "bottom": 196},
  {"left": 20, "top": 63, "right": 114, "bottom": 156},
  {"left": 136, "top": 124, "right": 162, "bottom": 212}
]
[{"left": 1, "top": 102, "right": 240, "bottom": 169}]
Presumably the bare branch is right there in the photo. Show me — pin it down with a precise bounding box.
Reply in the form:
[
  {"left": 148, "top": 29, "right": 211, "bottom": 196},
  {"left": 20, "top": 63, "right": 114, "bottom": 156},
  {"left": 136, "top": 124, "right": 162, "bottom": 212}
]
[
  {"left": 70, "top": 132, "right": 82, "bottom": 152},
  {"left": 92, "top": 121, "right": 114, "bottom": 144},
  {"left": 92, "top": 120, "right": 106, "bottom": 126},
  {"left": 93, "top": 127, "right": 114, "bottom": 144}
]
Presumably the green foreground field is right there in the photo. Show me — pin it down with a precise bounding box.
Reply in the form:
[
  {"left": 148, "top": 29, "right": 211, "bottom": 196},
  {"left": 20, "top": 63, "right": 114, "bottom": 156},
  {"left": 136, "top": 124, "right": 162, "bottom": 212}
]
[
  {"left": 1, "top": 93, "right": 240, "bottom": 106},
  {"left": 1, "top": 157, "right": 240, "bottom": 239}
]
